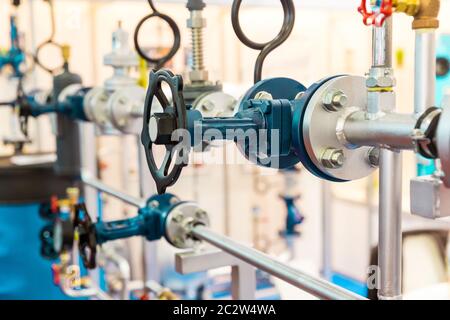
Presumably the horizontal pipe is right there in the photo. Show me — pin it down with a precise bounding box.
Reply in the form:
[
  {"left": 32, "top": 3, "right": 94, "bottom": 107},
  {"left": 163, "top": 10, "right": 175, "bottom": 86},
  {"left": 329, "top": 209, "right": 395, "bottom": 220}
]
[
  {"left": 191, "top": 225, "right": 366, "bottom": 300},
  {"left": 81, "top": 171, "right": 146, "bottom": 208},
  {"left": 341, "top": 111, "right": 416, "bottom": 150}
]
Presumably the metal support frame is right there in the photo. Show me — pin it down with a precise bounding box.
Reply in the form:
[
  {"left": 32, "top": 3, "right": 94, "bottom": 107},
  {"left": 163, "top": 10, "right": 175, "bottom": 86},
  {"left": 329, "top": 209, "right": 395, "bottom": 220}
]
[{"left": 175, "top": 248, "right": 256, "bottom": 300}]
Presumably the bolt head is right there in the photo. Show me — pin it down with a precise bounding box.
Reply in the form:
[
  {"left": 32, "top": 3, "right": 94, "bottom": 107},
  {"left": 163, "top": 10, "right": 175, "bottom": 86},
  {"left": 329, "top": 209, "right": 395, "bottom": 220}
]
[
  {"left": 201, "top": 100, "right": 215, "bottom": 112},
  {"left": 149, "top": 200, "right": 159, "bottom": 209},
  {"left": 295, "top": 92, "right": 305, "bottom": 100},
  {"left": 321, "top": 148, "right": 345, "bottom": 169},
  {"left": 367, "top": 147, "right": 380, "bottom": 167},
  {"left": 254, "top": 91, "right": 273, "bottom": 101},
  {"left": 323, "top": 90, "right": 348, "bottom": 111}
]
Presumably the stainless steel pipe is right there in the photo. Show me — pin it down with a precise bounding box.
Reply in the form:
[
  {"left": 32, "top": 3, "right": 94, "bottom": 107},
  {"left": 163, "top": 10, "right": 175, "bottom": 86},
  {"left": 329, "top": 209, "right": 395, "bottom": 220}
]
[
  {"left": 372, "top": 18, "right": 393, "bottom": 68},
  {"left": 378, "top": 150, "right": 403, "bottom": 300},
  {"left": 342, "top": 111, "right": 416, "bottom": 150},
  {"left": 414, "top": 30, "right": 436, "bottom": 115},
  {"left": 369, "top": 17, "right": 403, "bottom": 300},
  {"left": 81, "top": 171, "right": 147, "bottom": 208},
  {"left": 191, "top": 225, "right": 366, "bottom": 300}
]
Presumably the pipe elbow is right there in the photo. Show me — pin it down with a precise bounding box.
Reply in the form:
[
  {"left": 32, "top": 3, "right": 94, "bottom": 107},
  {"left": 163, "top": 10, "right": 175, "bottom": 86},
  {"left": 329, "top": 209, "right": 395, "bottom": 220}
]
[{"left": 412, "top": 0, "right": 440, "bottom": 29}]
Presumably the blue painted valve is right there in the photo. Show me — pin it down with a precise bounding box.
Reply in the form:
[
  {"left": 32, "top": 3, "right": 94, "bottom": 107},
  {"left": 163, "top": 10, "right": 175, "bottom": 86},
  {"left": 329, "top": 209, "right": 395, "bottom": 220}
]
[
  {"left": 42, "top": 193, "right": 209, "bottom": 269},
  {"left": 0, "top": 15, "right": 26, "bottom": 77}
]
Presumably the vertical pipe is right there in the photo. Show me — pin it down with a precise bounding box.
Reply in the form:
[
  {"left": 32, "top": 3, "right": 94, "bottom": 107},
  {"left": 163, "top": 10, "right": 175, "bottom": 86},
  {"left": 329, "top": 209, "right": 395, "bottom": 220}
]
[
  {"left": 372, "top": 19, "right": 393, "bottom": 68},
  {"left": 378, "top": 150, "right": 403, "bottom": 300},
  {"left": 414, "top": 31, "right": 437, "bottom": 175},
  {"left": 370, "top": 17, "right": 403, "bottom": 300},
  {"left": 414, "top": 30, "right": 436, "bottom": 115},
  {"left": 321, "top": 181, "right": 332, "bottom": 280}
]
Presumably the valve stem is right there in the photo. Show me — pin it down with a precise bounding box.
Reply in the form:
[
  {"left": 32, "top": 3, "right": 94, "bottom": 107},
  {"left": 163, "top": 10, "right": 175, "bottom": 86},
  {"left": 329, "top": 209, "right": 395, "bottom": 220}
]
[{"left": 186, "top": 0, "right": 208, "bottom": 83}]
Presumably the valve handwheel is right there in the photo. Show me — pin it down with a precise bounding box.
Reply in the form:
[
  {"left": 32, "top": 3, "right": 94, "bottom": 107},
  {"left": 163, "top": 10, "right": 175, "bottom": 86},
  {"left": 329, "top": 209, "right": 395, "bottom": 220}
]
[
  {"left": 74, "top": 203, "right": 97, "bottom": 269},
  {"left": 141, "top": 69, "right": 189, "bottom": 194},
  {"left": 358, "top": 0, "right": 393, "bottom": 27}
]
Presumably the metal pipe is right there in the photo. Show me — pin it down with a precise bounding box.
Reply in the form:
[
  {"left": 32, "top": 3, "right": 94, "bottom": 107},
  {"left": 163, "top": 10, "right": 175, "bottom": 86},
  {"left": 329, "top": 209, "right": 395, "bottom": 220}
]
[
  {"left": 321, "top": 181, "right": 333, "bottom": 280},
  {"left": 191, "top": 225, "right": 366, "bottom": 300},
  {"left": 81, "top": 171, "right": 146, "bottom": 209},
  {"left": 367, "top": 16, "right": 403, "bottom": 300},
  {"left": 372, "top": 18, "right": 393, "bottom": 68},
  {"left": 342, "top": 111, "right": 416, "bottom": 150},
  {"left": 378, "top": 150, "right": 403, "bottom": 300},
  {"left": 414, "top": 30, "right": 436, "bottom": 115}
]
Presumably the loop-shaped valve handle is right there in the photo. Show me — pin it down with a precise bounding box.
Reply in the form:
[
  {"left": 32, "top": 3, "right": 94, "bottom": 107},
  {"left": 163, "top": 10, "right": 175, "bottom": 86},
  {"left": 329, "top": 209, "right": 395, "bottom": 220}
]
[
  {"left": 231, "top": 0, "right": 295, "bottom": 83},
  {"left": 358, "top": 0, "right": 393, "bottom": 27},
  {"left": 141, "top": 69, "right": 189, "bottom": 194},
  {"left": 134, "top": 0, "right": 181, "bottom": 70},
  {"left": 74, "top": 203, "right": 97, "bottom": 269},
  {"left": 33, "top": 0, "right": 65, "bottom": 74},
  {"left": 34, "top": 41, "right": 65, "bottom": 75}
]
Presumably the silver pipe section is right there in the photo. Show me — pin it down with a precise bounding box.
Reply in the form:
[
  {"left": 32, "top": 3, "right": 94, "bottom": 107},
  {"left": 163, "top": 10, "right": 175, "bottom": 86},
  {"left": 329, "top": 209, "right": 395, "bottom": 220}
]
[
  {"left": 321, "top": 181, "right": 333, "bottom": 280},
  {"left": 191, "top": 226, "right": 366, "bottom": 300},
  {"left": 372, "top": 19, "right": 393, "bottom": 68},
  {"left": 369, "top": 17, "right": 403, "bottom": 300},
  {"left": 81, "top": 171, "right": 147, "bottom": 209},
  {"left": 414, "top": 30, "right": 436, "bottom": 115},
  {"left": 378, "top": 150, "right": 403, "bottom": 300},
  {"left": 342, "top": 111, "right": 416, "bottom": 150}
]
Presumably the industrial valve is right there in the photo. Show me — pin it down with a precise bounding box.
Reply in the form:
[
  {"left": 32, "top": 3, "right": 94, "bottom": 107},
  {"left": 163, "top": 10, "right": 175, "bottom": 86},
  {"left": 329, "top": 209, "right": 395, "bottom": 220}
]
[
  {"left": 83, "top": 23, "right": 147, "bottom": 135},
  {"left": 21, "top": 25, "right": 148, "bottom": 136},
  {"left": 41, "top": 192, "right": 210, "bottom": 269},
  {"left": 0, "top": 13, "right": 26, "bottom": 77}
]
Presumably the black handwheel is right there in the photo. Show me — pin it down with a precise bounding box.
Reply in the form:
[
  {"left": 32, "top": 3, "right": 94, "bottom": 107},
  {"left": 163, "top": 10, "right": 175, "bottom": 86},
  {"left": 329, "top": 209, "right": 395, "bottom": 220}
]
[
  {"left": 141, "top": 69, "right": 189, "bottom": 194},
  {"left": 74, "top": 203, "right": 97, "bottom": 269}
]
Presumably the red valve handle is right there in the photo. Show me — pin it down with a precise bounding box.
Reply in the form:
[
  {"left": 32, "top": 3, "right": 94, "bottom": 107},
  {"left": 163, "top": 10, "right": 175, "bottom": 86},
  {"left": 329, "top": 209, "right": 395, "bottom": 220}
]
[{"left": 358, "top": 0, "right": 393, "bottom": 27}]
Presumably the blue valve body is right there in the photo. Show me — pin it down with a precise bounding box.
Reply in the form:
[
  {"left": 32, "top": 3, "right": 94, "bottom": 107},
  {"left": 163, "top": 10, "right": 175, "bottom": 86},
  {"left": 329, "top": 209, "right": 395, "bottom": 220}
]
[
  {"left": 95, "top": 193, "right": 178, "bottom": 245},
  {"left": 26, "top": 88, "right": 89, "bottom": 121},
  {"left": 186, "top": 78, "right": 306, "bottom": 170},
  {"left": 0, "top": 16, "right": 25, "bottom": 77}
]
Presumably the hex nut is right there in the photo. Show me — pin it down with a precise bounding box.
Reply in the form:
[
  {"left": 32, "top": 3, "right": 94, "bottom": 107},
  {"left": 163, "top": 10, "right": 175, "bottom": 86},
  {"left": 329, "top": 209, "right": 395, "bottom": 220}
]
[
  {"left": 321, "top": 148, "right": 345, "bottom": 169},
  {"left": 323, "top": 90, "right": 348, "bottom": 111}
]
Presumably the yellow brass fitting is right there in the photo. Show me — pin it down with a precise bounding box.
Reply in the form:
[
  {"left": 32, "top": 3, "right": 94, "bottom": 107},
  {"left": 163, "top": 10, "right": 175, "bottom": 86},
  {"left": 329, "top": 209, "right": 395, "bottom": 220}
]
[
  {"left": 61, "top": 44, "right": 71, "bottom": 63},
  {"left": 158, "top": 289, "right": 179, "bottom": 300},
  {"left": 66, "top": 187, "right": 80, "bottom": 205},
  {"left": 412, "top": 0, "right": 440, "bottom": 29},
  {"left": 393, "top": 0, "right": 420, "bottom": 16}
]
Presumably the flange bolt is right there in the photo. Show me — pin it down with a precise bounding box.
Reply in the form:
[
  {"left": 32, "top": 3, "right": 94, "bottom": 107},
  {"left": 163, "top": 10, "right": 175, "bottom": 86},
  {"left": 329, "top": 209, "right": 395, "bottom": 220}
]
[
  {"left": 323, "top": 90, "right": 348, "bottom": 111},
  {"left": 321, "top": 148, "right": 345, "bottom": 169}
]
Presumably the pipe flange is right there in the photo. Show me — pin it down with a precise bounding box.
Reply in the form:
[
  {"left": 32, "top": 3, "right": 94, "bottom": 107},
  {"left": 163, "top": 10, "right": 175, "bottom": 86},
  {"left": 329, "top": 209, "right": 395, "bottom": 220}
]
[
  {"left": 414, "top": 106, "right": 441, "bottom": 159},
  {"left": 437, "top": 101, "right": 450, "bottom": 187},
  {"left": 83, "top": 87, "right": 111, "bottom": 128},
  {"left": 165, "top": 202, "right": 209, "bottom": 249},
  {"left": 300, "top": 75, "right": 377, "bottom": 181},
  {"left": 193, "top": 91, "right": 237, "bottom": 118},
  {"left": 108, "top": 86, "right": 146, "bottom": 135}
]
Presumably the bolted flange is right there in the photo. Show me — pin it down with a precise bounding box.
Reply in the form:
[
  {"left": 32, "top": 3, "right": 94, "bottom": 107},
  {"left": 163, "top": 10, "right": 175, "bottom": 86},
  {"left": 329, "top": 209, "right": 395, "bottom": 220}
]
[{"left": 165, "top": 202, "right": 210, "bottom": 249}]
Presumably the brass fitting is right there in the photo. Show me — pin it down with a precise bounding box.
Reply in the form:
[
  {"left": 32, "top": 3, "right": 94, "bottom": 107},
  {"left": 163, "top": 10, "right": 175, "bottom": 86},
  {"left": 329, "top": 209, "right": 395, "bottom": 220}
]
[
  {"left": 61, "top": 44, "right": 71, "bottom": 63},
  {"left": 412, "top": 0, "right": 440, "bottom": 29},
  {"left": 393, "top": 0, "right": 420, "bottom": 16}
]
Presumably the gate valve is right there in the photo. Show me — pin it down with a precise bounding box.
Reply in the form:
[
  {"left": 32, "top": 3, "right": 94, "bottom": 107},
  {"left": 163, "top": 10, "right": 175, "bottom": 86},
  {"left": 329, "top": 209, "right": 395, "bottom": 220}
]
[
  {"left": 142, "top": 69, "right": 307, "bottom": 193},
  {"left": 358, "top": 0, "right": 393, "bottom": 27}
]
